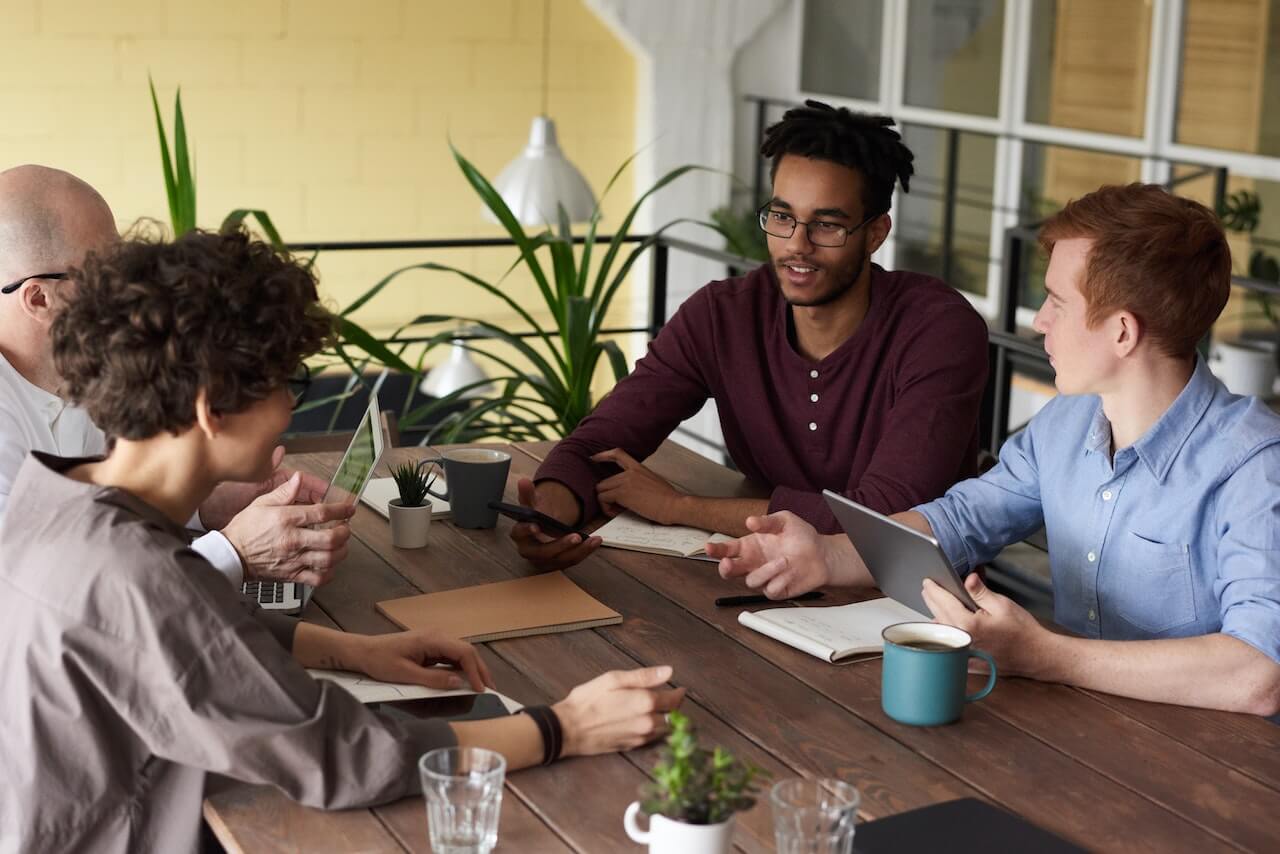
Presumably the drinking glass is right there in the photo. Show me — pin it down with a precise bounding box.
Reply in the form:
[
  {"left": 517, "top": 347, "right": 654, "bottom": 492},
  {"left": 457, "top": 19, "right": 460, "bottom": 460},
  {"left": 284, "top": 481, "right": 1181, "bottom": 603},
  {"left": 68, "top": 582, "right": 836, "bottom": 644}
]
[
  {"left": 419, "top": 747, "right": 506, "bottom": 854},
  {"left": 771, "top": 778, "right": 860, "bottom": 854}
]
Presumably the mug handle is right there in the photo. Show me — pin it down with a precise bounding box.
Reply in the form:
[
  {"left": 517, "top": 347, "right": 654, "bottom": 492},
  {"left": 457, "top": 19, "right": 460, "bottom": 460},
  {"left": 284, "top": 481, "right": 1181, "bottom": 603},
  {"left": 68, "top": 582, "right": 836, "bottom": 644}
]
[
  {"left": 965, "top": 650, "right": 997, "bottom": 703},
  {"left": 623, "top": 801, "right": 650, "bottom": 844},
  {"left": 418, "top": 452, "right": 449, "bottom": 502}
]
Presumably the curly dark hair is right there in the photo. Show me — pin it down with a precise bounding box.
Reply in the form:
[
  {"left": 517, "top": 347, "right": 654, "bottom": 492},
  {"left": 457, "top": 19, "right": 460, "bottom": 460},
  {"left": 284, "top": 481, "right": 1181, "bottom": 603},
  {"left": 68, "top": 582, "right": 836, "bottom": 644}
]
[
  {"left": 51, "top": 227, "right": 334, "bottom": 440},
  {"left": 761, "top": 99, "right": 914, "bottom": 217}
]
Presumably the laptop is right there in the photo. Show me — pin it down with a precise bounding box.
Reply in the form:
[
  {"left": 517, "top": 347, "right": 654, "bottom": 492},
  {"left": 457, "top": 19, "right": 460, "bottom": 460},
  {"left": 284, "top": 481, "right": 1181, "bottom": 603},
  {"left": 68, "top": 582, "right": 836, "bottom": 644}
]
[
  {"left": 822, "top": 490, "right": 978, "bottom": 616},
  {"left": 243, "top": 394, "right": 386, "bottom": 614}
]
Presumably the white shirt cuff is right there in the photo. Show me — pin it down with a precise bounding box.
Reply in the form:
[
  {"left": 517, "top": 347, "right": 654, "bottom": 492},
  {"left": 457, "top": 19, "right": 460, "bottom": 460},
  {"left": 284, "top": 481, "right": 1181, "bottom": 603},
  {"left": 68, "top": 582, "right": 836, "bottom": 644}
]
[
  {"left": 187, "top": 509, "right": 207, "bottom": 533},
  {"left": 192, "top": 531, "right": 244, "bottom": 588}
]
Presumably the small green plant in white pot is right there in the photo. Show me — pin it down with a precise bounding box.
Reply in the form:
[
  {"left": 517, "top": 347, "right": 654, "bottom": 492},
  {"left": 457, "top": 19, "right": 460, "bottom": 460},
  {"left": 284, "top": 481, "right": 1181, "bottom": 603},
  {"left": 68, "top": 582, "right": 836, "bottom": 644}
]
[
  {"left": 388, "top": 461, "right": 436, "bottom": 549},
  {"left": 623, "top": 711, "right": 765, "bottom": 854}
]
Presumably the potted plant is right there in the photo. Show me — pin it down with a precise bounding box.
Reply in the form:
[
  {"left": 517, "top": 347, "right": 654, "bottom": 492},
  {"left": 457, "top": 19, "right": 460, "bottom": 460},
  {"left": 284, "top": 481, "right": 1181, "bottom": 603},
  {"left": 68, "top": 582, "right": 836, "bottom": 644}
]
[
  {"left": 388, "top": 460, "right": 436, "bottom": 549},
  {"left": 1213, "top": 189, "right": 1280, "bottom": 396},
  {"left": 623, "top": 711, "right": 764, "bottom": 854}
]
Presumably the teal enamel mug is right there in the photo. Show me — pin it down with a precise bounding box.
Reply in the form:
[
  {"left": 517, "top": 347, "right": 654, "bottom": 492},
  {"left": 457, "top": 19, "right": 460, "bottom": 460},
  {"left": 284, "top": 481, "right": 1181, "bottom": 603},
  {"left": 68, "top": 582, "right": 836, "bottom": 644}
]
[{"left": 881, "top": 622, "right": 996, "bottom": 726}]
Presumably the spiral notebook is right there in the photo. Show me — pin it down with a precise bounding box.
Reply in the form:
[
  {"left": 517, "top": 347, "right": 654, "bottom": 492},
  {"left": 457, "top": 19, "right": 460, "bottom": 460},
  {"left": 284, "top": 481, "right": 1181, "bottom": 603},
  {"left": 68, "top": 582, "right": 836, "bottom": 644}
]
[{"left": 375, "top": 571, "right": 621, "bottom": 642}]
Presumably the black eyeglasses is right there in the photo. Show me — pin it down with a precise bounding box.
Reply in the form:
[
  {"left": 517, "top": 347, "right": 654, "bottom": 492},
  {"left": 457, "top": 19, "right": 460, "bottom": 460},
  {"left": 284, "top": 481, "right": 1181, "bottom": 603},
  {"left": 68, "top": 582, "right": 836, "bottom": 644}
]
[
  {"left": 756, "top": 205, "right": 879, "bottom": 248},
  {"left": 287, "top": 363, "right": 312, "bottom": 411},
  {"left": 1, "top": 272, "right": 68, "bottom": 295}
]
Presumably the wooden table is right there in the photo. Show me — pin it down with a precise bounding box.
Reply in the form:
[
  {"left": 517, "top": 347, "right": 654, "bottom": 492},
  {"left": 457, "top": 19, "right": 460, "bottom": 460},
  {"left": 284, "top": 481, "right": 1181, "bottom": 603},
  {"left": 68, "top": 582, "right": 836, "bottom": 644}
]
[{"left": 205, "top": 441, "right": 1280, "bottom": 853}]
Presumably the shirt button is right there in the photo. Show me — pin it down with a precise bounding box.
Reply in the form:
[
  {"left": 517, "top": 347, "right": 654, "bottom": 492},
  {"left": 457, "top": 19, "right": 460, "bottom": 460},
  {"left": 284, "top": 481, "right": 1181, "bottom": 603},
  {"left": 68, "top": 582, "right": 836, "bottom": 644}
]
[
  {"left": 809, "top": 369, "right": 819, "bottom": 379},
  {"left": 810, "top": 393, "right": 819, "bottom": 403},
  {"left": 1102, "top": 490, "right": 1113, "bottom": 501},
  {"left": 808, "top": 422, "right": 818, "bottom": 431},
  {"left": 1087, "top": 551, "right": 1096, "bottom": 562},
  {"left": 1088, "top": 608, "right": 1097, "bottom": 621}
]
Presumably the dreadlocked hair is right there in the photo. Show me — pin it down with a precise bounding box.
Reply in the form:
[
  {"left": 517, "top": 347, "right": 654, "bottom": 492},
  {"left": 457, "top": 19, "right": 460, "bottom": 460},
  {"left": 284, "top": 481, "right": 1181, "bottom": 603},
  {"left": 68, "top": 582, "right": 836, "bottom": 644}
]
[{"left": 760, "top": 99, "right": 914, "bottom": 217}]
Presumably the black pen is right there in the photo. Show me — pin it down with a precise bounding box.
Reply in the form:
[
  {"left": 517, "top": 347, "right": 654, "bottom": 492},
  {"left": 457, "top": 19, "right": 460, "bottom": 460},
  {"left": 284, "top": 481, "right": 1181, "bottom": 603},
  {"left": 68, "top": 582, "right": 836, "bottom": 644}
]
[{"left": 714, "top": 591, "right": 824, "bottom": 607}]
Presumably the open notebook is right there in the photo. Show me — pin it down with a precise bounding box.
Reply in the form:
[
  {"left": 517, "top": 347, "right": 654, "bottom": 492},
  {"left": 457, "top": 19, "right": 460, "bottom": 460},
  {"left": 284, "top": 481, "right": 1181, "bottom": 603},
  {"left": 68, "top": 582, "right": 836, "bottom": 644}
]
[
  {"left": 594, "top": 512, "right": 735, "bottom": 559},
  {"left": 739, "top": 597, "right": 927, "bottom": 664},
  {"left": 359, "top": 476, "right": 452, "bottom": 520},
  {"left": 375, "top": 571, "right": 621, "bottom": 642}
]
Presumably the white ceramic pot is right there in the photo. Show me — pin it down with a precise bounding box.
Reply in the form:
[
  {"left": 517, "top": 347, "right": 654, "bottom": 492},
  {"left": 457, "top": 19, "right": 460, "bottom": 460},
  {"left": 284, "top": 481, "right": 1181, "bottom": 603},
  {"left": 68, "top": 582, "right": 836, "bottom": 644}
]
[
  {"left": 388, "top": 499, "right": 431, "bottom": 549},
  {"left": 1209, "top": 339, "right": 1277, "bottom": 398},
  {"left": 623, "top": 802, "right": 734, "bottom": 854}
]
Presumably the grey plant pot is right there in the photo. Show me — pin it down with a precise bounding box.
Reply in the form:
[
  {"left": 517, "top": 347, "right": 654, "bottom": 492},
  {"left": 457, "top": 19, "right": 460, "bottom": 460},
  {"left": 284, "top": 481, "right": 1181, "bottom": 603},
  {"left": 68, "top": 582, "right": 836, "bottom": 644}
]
[{"left": 388, "top": 499, "right": 432, "bottom": 549}]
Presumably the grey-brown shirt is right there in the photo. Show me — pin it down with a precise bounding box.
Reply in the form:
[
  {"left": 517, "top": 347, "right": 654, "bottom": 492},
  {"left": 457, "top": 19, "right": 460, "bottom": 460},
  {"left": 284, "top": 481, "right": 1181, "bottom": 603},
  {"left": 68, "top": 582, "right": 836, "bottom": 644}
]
[{"left": 0, "top": 453, "right": 454, "bottom": 854}]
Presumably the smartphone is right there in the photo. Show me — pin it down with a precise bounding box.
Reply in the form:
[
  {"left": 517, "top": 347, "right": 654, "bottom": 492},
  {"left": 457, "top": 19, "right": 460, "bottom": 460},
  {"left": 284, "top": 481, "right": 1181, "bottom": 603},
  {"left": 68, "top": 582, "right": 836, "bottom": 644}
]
[
  {"left": 487, "top": 500, "right": 588, "bottom": 538},
  {"left": 375, "top": 692, "right": 511, "bottom": 724}
]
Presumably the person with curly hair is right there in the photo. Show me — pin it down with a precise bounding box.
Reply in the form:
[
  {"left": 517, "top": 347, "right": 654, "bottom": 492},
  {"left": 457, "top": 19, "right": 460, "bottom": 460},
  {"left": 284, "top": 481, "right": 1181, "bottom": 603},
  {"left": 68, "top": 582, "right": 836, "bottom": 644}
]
[
  {"left": 512, "top": 100, "right": 988, "bottom": 571},
  {"left": 0, "top": 164, "right": 354, "bottom": 590},
  {"left": 0, "top": 228, "right": 684, "bottom": 853}
]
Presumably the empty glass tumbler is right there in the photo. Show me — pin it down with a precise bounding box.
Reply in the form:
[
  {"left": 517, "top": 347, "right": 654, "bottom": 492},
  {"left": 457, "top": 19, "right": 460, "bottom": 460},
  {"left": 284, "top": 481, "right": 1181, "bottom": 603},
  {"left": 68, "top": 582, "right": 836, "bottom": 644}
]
[
  {"left": 771, "top": 778, "right": 861, "bottom": 854},
  {"left": 419, "top": 747, "right": 506, "bottom": 854}
]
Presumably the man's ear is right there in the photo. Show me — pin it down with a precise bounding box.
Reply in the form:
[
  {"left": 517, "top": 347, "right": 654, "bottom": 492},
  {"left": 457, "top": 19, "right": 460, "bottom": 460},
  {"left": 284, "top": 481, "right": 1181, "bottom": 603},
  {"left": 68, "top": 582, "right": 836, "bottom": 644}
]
[
  {"left": 19, "top": 279, "right": 55, "bottom": 326},
  {"left": 1114, "top": 310, "right": 1143, "bottom": 358},
  {"left": 867, "top": 213, "right": 892, "bottom": 255},
  {"left": 193, "top": 388, "right": 223, "bottom": 440}
]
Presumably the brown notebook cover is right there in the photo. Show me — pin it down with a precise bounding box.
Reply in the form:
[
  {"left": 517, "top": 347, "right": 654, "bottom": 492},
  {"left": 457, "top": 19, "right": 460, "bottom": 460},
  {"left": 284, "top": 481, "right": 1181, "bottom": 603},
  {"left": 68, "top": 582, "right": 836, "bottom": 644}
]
[{"left": 375, "top": 572, "right": 622, "bottom": 642}]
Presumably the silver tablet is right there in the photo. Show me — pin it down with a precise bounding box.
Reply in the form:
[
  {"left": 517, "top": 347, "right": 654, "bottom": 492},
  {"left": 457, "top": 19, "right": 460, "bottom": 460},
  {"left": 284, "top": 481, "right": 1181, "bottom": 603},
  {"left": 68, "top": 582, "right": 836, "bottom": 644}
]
[{"left": 822, "top": 490, "right": 978, "bottom": 616}]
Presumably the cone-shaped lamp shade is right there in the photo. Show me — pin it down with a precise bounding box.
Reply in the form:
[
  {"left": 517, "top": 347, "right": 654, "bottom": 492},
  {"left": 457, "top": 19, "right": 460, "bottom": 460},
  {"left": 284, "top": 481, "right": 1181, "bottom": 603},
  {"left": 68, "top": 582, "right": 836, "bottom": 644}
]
[
  {"left": 486, "top": 116, "right": 597, "bottom": 226},
  {"left": 420, "top": 340, "right": 493, "bottom": 399}
]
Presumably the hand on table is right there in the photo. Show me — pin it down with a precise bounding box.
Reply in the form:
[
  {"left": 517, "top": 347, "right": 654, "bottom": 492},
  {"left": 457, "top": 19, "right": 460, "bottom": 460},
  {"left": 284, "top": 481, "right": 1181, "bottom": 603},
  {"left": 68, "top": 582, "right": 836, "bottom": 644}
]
[
  {"left": 553, "top": 665, "right": 686, "bottom": 756},
  {"left": 591, "top": 448, "right": 683, "bottom": 523},
  {"left": 223, "top": 473, "right": 355, "bottom": 586},
  {"left": 509, "top": 478, "right": 601, "bottom": 571},
  {"left": 350, "top": 630, "right": 495, "bottom": 692},
  {"left": 706, "top": 511, "right": 838, "bottom": 599},
  {"left": 922, "top": 574, "right": 1055, "bottom": 678},
  {"left": 199, "top": 445, "right": 330, "bottom": 530}
]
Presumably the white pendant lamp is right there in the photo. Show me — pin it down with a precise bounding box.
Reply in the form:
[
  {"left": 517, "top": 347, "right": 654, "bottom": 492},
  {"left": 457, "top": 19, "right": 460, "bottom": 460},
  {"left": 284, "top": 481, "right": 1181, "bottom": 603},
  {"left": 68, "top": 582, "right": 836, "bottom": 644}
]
[
  {"left": 420, "top": 340, "right": 493, "bottom": 399},
  {"left": 486, "top": 0, "right": 598, "bottom": 227}
]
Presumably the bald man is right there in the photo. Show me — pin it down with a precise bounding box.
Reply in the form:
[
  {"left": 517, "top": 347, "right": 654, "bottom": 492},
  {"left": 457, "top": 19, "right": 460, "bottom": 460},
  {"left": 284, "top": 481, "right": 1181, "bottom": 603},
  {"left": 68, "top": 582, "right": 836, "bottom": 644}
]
[{"left": 0, "top": 164, "right": 352, "bottom": 588}]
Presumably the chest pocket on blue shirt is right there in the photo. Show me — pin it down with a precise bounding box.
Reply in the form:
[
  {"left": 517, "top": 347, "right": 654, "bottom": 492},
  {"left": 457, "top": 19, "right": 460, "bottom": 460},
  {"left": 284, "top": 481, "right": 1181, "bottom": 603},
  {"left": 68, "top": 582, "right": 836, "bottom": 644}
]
[{"left": 1116, "top": 532, "right": 1197, "bottom": 634}]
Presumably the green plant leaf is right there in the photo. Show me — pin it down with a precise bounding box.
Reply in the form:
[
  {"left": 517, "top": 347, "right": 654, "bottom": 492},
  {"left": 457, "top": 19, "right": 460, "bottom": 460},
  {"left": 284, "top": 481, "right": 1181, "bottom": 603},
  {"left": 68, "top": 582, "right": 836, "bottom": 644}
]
[
  {"left": 598, "top": 338, "right": 629, "bottom": 382},
  {"left": 449, "top": 141, "right": 561, "bottom": 324},
  {"left": 172, "top": 88, "right": 195, "bottom": 234},
  {"left": 148, "top": 76, "right": 181, "bottom": 236},
  {"left": 221, "top": 208, "right": 285, "bottom": 248},
  {"left": 334, "top": 316, "right": 416, "bottom": 374}
]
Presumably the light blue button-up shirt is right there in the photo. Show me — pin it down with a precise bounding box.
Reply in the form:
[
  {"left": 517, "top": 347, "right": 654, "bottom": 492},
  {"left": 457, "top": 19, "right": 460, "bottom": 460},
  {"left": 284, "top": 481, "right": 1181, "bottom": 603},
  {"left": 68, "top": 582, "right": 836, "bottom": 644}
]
[{"left": 916, "top": 358, "right": 1280, "bottom": 664}]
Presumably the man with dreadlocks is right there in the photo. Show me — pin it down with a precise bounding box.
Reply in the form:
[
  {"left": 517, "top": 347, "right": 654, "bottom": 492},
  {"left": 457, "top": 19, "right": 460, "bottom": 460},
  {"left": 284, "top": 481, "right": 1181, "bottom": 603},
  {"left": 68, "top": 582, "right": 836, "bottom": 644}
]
[{"left": 511, "top": 100, "right": 989, "bottom": 571}]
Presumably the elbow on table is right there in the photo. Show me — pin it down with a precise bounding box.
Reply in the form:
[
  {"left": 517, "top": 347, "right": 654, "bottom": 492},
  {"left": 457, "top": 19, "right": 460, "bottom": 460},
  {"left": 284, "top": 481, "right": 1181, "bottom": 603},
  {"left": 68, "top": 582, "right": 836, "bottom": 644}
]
[{"left": 1238, "top": 657, "right": 1280, "bottom": 718}]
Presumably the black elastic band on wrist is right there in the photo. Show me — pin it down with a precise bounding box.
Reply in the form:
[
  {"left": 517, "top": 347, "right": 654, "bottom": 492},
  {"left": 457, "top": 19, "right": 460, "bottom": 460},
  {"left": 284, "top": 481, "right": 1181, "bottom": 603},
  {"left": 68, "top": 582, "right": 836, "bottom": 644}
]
[{"left": 518, "top": 705, "right": 563, "bottom": 765}]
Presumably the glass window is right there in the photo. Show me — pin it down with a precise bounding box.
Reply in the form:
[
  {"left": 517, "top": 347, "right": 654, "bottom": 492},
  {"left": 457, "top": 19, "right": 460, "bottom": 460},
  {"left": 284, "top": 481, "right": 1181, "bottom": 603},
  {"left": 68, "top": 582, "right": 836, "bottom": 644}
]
[
  {"left": 1176, "top": 0, "right": 1280, "bottom": 155},
  {"left": 903, "top": 0, "right": 1005, "bottom": 117},
  {"left": 895, "top": 123, "right": 997, "bottom": 296},
  {"left": 1171, "top": 165, "right": 1280, "bottom": 342},
  {"left": 1024, "top": 0, "right": 1151, "bottom": 137},
  {"left": 1015, "top": 142, "right": 1142, "bottom": 310},
  {"left": 799, "top": 0, "right": 883, "bottom": 101}
]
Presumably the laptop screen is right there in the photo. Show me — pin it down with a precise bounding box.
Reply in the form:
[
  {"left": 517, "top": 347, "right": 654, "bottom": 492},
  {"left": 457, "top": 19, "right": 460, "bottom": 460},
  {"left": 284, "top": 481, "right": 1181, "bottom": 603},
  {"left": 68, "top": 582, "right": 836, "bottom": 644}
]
[{"left": 322, "top": 399, "right": 381, "bottom": 508}]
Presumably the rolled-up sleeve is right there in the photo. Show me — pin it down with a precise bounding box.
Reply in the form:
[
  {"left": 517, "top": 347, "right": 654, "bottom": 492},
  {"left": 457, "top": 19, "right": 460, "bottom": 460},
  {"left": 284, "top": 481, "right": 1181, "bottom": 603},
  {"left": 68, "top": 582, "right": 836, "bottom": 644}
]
[
  {"left": 915, "top": 419, "right": 1047, "bottom": 575},
  {"left": 1213, "top": 447, "right": 1280, "bottom": 664}
]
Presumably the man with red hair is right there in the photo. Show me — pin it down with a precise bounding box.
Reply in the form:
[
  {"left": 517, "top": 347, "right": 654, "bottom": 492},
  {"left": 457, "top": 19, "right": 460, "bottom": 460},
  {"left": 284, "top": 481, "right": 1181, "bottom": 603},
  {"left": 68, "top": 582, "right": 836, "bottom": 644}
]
[{"left": 710, "top": 183, "right": 1280, "bottom": 716}]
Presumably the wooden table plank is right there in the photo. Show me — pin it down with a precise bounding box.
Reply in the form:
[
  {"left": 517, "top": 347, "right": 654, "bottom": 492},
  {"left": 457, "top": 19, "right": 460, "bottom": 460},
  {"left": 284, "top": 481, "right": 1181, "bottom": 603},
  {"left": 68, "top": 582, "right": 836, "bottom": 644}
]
[{"left": 203, "top": 786, "right": 402, "bottom": 854}]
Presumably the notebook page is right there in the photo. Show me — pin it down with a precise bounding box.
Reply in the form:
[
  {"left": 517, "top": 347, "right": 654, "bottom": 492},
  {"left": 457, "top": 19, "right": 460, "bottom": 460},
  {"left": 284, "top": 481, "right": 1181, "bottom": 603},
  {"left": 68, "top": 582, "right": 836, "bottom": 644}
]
[
  {"left": 745, "top": 598, "right": 926, "bottom": 660},
  {"left": 594, "top": 512, "right": 713, "bottom": 556}
]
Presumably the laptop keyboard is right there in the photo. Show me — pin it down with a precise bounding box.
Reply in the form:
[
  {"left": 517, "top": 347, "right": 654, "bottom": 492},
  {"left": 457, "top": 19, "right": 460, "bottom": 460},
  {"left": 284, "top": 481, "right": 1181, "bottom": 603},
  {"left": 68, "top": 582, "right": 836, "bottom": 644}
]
[{"left": 242, "top": 582, "right": 288, "bottom": 605}]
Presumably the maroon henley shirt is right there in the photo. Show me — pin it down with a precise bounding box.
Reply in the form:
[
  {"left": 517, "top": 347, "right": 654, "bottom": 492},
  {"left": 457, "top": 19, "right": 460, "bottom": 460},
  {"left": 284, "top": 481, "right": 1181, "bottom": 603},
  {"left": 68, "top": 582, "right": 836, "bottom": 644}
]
[{"left": 536, "top": 262, "right": 989, "bottom": 533}]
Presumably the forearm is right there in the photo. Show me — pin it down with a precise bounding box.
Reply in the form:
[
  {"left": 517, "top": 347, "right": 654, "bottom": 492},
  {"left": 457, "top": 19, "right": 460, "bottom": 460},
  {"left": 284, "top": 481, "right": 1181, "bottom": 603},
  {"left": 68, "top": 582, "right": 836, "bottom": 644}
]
[
  {"left": 450, "top": 714, "right": 544, "bottom": 771},
  {"left": 1038, "top": 631, "right": 1280, "bottom": 716},
  {"left": 291, "top": 622, "right": 370, "bottom": 670},
  {"left": 671, "top": 495, "right": 770, "bottom": 536}
]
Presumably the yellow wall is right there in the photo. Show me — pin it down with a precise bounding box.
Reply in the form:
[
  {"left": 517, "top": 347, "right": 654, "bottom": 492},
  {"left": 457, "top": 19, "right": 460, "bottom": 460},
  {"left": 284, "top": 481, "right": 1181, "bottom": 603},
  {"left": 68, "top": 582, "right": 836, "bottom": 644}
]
[{"left": 0, "top": 0, "right": 638, "bottom": 364}]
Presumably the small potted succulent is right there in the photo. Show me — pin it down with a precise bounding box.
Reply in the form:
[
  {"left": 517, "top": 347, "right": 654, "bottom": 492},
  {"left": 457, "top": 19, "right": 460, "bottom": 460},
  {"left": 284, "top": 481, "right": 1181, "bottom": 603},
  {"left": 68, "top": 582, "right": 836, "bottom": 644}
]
[
  {"left": 388, "top": 460, "right": 436, "bottom": 549},
  {"left": 623, "top": 711, "right": 765, "bottom": 854}
]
